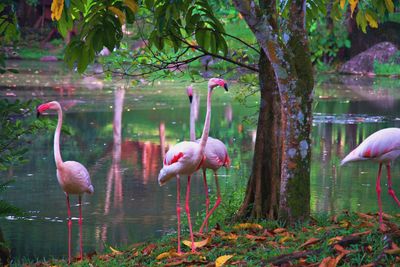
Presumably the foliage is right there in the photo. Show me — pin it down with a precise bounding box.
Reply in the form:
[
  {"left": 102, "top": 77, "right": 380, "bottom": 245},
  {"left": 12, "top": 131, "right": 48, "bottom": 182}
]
[
  {"left": 339, "top": 0, "right": 397, "bottom": 33},
  {"left": 18, "top": 211, "right": 400, "bottom": 266},
  {"left": 0, "top": 2, "right": 20, "bottom": 73},
  {"left": 0, "top": 99, "right": 53, "bottom": 218},
  {"left": 308, "top": 16, "right": 351, "bottom": 66},
  {"left": 0, "top": 99, "right": 53, "bottom": 171},
  {"left": 374, "top": 52, "right": 400, "bottom": 76}
]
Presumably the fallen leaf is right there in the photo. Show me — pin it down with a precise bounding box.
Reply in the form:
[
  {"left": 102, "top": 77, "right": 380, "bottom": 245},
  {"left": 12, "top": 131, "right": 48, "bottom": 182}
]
[
  {"left": 233, "top": 223, "right": 263, "bottom": 230},
  {"left": 273, "top": 227, "right": 286, "bottom": 234},
  {"left": 222, "top": 233, "right": 238, "bottom": 240},
  {"left": 319, "top": 256, "right": 337, "bottom": 267},
  {"left": 328, "top": 236, "right": 343, "bottom": 245},
  {"left": 339, "top": 220, "right": 351, "bottom": 228},
  {"left": 109, "top": 246, "right": 123, "bottom": 255},
  {"left": 382, "top": 212, "right": 394, "bottom": 219},
  {"left": 182, "top": 236, "right": 211, "bottom": 248},
  {"left": 299, "top": 237, "right": 320, "bottom": 249},
  {"left": 279, "top": 234, "right": 291, "bottom": 244},
  {"left": 142, "top": 243, "right": 157, "bottom": 255},
  {"left": 215, "top": 255, "right": 234, "bottom": 267},
  {"left": 357, "top": 212, "right": 374, "bottom": 220},
  {"left": 245, "top": 234, "right": 267, "bottom": 241},
  {"left": 351, "top": 230, "right": 371, "bottom": 237},
  {"left": 385, "top": 248, "right": 400, "bottom": 255},
  {"left": 156, "top": 250, "right": 180, "bottom": 260},
  {"left": 333, "top": 244, "right": 351, "bottom": 254}
]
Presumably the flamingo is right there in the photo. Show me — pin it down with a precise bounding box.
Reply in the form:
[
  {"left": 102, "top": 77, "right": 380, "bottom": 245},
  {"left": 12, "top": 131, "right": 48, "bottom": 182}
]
[
  {"left": 158, "top": 78, "right": 228, "bottom": 254},
  {"left": 186, "top": 85, "right": 230, "bottom": 233},
  {"left": 37, "top": 101, "right": 94, "bottom": 263},
  {"left": 341, "top": 127, "right": 400, "bottom": 227}
]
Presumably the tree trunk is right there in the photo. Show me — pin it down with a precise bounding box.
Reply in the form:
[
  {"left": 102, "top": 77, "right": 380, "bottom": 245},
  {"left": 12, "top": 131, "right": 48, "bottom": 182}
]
[
  {"left": 278, "top": 9, "right": 314, "bottom": 221},
  {"left": 236, "top": 50, "right": 281, "bottom": 219},
  {"left": 233, "top": 0, "right": 314, "bottom": 222}
]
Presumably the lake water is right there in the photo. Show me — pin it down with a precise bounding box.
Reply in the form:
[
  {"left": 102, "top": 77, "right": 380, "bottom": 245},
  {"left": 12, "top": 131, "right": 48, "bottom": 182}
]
[{"left": 1, "top": 61, "right": 400, "bottom": 261}]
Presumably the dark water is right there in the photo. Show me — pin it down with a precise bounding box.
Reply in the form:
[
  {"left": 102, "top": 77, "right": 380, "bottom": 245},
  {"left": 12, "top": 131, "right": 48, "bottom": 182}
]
[{"left": 1, "top": 61, "right": 400, "bottom": 261}]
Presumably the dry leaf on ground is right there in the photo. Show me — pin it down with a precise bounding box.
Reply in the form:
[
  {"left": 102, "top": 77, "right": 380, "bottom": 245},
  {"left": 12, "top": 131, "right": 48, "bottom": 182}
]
[
  {"left": 215, "top": 255, "right": 234, "bottom": 267},
  {"left": 182, "top": 236, "right": 211, "bottom": 248}
]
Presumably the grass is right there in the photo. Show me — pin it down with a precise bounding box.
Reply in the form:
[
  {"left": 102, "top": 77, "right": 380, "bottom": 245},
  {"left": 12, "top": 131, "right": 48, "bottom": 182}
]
[{"left": 16, "top": 211, "right": 400, "bottom": 266}]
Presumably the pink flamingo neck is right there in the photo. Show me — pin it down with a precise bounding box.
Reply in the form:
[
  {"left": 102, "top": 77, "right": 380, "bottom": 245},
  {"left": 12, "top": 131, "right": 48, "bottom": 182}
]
[
  {"left": 199, "top": 86, "right": 212, "bottom": 153},
  {"left": 54, "top": 103, "right": 64, "bottom": 168},
  {"left": 189, "top": 94, "right": 196, "bottom": 142}
]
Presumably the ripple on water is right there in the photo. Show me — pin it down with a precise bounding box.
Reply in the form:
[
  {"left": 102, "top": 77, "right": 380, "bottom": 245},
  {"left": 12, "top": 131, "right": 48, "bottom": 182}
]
[{"left": 313, "top": 113, "right": 386, "bottom": 125}]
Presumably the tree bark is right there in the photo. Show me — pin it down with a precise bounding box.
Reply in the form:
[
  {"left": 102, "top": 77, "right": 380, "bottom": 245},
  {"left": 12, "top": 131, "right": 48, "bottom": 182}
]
[
  {"left": 236, "top": 50, "right": 281, "bottom": 219},
  {"left": 233, "top": 0, "right": 314, "bottom": 222}
]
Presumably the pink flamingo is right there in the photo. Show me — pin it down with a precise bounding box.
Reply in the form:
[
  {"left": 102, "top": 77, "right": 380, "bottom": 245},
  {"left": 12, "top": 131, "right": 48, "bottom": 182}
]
[
  {"left": 158, "top": 78, "right": 228, "bottom": 254},
  {"left": 186, "top": 85, "right": 230, "bottom": 233},
  {"left": 37, "top": 101, "right": 94, "bottom": 263},
  {"left": 341, "top": 127, "right": 400, "bottom": 227}
]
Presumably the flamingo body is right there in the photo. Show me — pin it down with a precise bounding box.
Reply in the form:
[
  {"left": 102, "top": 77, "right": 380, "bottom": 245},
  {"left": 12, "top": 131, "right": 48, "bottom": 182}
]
[
  {"left": 57, "top": 161, "right": 94, "bottom": 195},
  {"left": 158, "top": 141, "right": 203, "bottom": 186},
  {"left": 197, "top": 137, "right": 230, "bottom": 170},
  {"left": 341, "top": 127, "right": 400, "bottom": 227},
  {"left": 341, "top": 128, "right": 400, "bottom": 165}
]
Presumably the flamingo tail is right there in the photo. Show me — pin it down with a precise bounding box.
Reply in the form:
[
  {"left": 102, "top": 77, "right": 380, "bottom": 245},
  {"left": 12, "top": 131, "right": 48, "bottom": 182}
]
[{"left": 340, "top": 151, "right": 366, "bottom": 166}]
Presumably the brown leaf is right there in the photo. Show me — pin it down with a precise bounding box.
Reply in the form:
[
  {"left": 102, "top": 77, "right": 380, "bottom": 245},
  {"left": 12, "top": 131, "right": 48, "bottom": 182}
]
[
  {"left": 385, "top": 248, "right": 400, "bottom": 255},
  {"left": 273, "top": 227, "right": 287, "bottom": 234},
  {"left": 351, "top": 230, "right": 371, "bottom": 237},
  {"left": 319, "top": 256, "right": 337, "bottom": 267},
  {"left": 333, "top": 244, "right": 351, "bottom": 254},
  {"left": 382, "top": 212, "right": 394, "bottom": 220},
  {"left": 299, "top": 237, "right": 320, "bottom": 249},
  {"left": 262, "top": 229, "right": 275, "bottom": 237},
  {"left": 109, "top": 246, "right": 123, "bottom": 255},
  {"left": 339, "top": 220, "right": 351, "bottom": 228},
  {"left": 233, "top": 223, "right": 263, "bottom": 231},
  {"left": 222, "top": 233, "right": 238, "bottom": 241},
  {"left": 156, "top": 250, "right": 180, "bottom": 260},
  {"left": 328, "top": 236, "right": 343, "bottom": 245},
  {"left": 357, "top": 212, "right": 374, "bottom": 220},
  {"left": 142, "top": 243, "right": 157, "bottom": 256},
  {"left": 245, "top": 234, "right": 267, "bottom": 241}
]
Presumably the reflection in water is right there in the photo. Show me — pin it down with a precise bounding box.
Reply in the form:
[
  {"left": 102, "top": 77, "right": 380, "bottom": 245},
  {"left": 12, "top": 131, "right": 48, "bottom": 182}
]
[{"left": 101, "top": 88, "right": 125, "bottom": 248}]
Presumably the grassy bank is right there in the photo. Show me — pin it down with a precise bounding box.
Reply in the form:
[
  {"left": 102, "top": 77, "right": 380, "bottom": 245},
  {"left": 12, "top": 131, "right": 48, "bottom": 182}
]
[{"left": 18, "top": 211, "right": 400, "bottom": 266}]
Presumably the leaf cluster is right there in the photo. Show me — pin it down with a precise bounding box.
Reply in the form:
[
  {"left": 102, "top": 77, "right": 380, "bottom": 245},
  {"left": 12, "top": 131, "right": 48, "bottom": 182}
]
[{"left": 0, "top": 99, "right": 52, "bottom": 171}]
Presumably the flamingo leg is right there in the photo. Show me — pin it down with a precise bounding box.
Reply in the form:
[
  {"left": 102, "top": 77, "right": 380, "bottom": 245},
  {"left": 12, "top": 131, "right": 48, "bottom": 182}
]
[
  {"left": 199, "top": 171, "right": 221, "bottom": 233},
  {"left": 66, "top": 194, "right": 72, "bottom": 264},
  {"left": 201, "top": 168, "right": 210, "bottom": 233},
  {"left": 78, "top": 195, "right": 83, "bottom": 260},
  {"left": 176, "top": 175, "right": 182, "bottom": 254},
  {"left": 387, "top": 163, "right": 400, "bottom": 207},
  {"left": 376, "top": 163, "right": 383, "bottom": 225},
  {"left": 185, "top": 175, "right": 196, "bottom": 252}
]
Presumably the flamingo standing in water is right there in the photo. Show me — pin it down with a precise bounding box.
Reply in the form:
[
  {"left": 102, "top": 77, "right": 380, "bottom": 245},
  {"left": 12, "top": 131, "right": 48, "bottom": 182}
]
[
  {"left": 158, "top": 78, "right": 228, "bottom": 253},
  {"left": 186, "top": 85, "right": 230, "bottom": 233},
  {"left": 37, "top": 101, "right": 94, "bottom": 263},
  {"left": 341, "top": 128, "right": 400, "bottom": 227}
]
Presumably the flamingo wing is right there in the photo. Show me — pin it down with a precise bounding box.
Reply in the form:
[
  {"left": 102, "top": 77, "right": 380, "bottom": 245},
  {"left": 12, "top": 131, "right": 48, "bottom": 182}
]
[{"left": 63, "top": 161, "right": 94, "bottom": 194}]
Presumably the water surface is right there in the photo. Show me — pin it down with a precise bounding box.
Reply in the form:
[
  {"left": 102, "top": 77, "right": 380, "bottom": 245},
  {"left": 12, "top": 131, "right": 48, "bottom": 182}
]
[{"left": 1, "top": 61, "right": 400, "bottom": 260}]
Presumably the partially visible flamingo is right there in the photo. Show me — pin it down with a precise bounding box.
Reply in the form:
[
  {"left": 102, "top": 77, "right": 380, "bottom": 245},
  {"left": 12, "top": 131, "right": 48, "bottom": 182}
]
[
  {"left": 341, "top": 128, "right": 400, "bottom": 228},
  {"left": 37, "top": 101, "right": 94, "bottom": 263},
  {"left": 158, "top": 78, "right": 228, "bottom": 253},
  {"left": 186, "top": 85, "right": 230, "bottom": 233}
]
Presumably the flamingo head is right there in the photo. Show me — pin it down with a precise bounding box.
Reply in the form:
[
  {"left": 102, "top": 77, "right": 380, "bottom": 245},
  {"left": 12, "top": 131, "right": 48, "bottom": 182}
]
[
  {"left": 186, "top": 85, "right": 193, "bottom": 103},
  {"left": 36, "top": 101, "right": 60, "bottom": 118},
  {"left": 208, "top": 78, "right": 228, "bottom": 91}
]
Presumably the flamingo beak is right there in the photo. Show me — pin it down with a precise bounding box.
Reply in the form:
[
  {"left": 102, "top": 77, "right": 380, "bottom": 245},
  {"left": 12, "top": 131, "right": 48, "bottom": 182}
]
[
  {"left": 188, "top": 95, "right": 193, "bottom": 103},
  {"left": 224, "top": 83, "right": 228, "bottom": 91}
]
